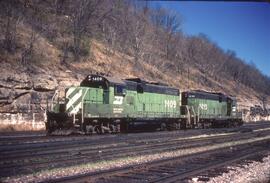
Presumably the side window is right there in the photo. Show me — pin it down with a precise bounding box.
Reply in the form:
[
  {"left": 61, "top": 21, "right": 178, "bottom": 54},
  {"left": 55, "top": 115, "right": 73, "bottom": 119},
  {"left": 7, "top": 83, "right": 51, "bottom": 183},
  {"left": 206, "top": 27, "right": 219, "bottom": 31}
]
[
  {"left": 219, "top": 96, "right": 222, "bottom": 103},
  {"left": 137, "top": 84, "right": 144, "bottom": 93},
  {"left": 114, "top": 85, "right": 126, "bottom": 96}
]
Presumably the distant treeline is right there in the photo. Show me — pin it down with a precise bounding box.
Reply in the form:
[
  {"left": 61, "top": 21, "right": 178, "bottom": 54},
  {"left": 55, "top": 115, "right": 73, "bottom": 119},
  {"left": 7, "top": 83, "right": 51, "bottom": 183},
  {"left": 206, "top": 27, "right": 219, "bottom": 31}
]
[{"left": 1, "top": 0, "right": 269, "bottom": 96}]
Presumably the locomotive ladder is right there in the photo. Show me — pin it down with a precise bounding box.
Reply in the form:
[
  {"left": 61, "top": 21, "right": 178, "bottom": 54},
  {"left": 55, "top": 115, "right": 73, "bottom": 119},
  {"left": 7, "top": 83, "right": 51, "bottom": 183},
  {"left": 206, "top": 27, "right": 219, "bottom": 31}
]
[
  {"left": 186, "top": 106, "right": 198, "bottom": 128},
  {"left": 72, "top": 89, "right": 89, "bottom": 129},
  {"left": 80, "top": 88, "right": 89, "bottom": 125}
]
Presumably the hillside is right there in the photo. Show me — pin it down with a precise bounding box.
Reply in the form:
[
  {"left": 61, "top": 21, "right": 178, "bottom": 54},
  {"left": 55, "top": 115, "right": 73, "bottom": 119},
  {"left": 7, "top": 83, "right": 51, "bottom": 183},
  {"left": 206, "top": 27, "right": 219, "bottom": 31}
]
[{"left": 0, "top": 0, "right": 269, "bottom": 121}]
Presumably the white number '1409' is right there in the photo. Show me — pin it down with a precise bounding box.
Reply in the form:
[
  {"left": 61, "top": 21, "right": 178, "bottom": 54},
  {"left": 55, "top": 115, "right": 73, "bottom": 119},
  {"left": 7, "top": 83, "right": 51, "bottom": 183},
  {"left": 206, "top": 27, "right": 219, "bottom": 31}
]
[{"left": 165, "top": 100, "right": 177, "bottom": 108}]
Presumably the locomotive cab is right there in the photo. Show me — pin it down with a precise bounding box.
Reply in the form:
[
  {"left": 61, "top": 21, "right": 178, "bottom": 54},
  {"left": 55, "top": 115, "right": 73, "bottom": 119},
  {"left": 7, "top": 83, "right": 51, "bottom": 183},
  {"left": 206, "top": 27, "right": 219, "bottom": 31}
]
[
  {"left": 47, "top": 74, "right": 127, "bottom": 134},
  {"left": 226, "top": 96, "right": 238, "bottom": 116},
  {"left": 81, "top": 75, "right": 109, "bottom": 89}
]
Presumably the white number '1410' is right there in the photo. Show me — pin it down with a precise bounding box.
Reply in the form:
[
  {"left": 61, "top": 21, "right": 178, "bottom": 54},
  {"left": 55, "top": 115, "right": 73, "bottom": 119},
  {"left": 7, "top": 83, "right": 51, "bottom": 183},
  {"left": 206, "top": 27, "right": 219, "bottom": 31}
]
[{"left": 199, "top": 103, "right": 208, "bottom": 110}]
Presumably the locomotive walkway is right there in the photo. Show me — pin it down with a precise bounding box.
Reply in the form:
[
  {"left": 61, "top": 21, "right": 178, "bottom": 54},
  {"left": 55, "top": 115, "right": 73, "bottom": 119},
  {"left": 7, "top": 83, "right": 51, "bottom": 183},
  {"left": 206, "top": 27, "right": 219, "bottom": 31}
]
[{"left": 0, "top": 121, "right": 270, "bottom": 182}]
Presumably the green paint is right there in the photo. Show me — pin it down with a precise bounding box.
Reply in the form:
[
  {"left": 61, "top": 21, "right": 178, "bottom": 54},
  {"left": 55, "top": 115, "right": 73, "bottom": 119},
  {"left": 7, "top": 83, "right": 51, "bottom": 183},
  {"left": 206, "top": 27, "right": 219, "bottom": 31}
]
[{"left": 62, "top": 85, "right": 181, "bottom": 119}]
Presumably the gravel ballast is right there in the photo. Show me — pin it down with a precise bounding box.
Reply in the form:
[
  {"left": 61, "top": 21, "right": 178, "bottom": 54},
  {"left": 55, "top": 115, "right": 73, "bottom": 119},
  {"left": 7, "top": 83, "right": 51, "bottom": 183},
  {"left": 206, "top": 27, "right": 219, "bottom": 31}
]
[
  {"left": 3, "top": 135, "right": 270, "bottom": 183},
  {"left": 191, "top": 154, "right": 270, "bottom": 183}
]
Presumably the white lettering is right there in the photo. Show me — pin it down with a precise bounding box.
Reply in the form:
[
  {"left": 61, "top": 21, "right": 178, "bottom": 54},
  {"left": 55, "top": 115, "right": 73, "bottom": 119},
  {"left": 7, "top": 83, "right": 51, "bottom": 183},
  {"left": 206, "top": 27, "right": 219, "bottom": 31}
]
[
  {"left": 113, "top": 108, "right": 123, "bottom": 113},
  {"left": 113, "top": 96, "right": 123, "bottom": 105},
  {"left": 88, "top": 76, "right": 103, "bottom": 81},
  {"left": 199, "top": 103, "right": 208, "bottom": 110},
  {"left": 164, "top": 100, "right": 177, "bottom": 108}
]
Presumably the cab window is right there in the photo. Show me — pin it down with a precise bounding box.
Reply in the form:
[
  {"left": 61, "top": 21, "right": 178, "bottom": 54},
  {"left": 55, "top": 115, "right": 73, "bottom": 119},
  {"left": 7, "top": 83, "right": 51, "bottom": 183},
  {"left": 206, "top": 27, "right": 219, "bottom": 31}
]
[{"left": 114, "top": 85, "right": 126, "bottom": 96}]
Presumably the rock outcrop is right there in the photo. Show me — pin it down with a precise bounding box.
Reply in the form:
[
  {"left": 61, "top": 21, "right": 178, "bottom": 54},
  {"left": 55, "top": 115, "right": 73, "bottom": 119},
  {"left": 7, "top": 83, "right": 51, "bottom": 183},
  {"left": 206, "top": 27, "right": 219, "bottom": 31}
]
[{"left": 0, "top": 61, "right": 83, "bottom": 131}]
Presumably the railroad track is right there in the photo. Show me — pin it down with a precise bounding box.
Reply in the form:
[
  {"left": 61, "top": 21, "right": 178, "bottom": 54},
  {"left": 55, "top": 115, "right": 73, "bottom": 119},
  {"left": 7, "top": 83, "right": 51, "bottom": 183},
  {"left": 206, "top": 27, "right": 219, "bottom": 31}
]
[
  {"left": 1, "top": 122, "right": 269, "bottom": 154},
  {"left": 0, "top": 121, "right": 269, "bottom": 146},
  {"left": 0, "top": 130, "right": 247, "bottom": 177},
  {"left": 2, "top": 125, "right": 270, "bottom": 160},
  {"left": 0, "top": 124, "right": 270, "bottom": 160},
  {"left": 0, "top": 122, "right": 269, "bottom": 182},
  {"left": 45, "top": 139, "right": 270, "bottom": 183},
  {"left": 1, "top": 127, "right": 270, "bottom": 178}
]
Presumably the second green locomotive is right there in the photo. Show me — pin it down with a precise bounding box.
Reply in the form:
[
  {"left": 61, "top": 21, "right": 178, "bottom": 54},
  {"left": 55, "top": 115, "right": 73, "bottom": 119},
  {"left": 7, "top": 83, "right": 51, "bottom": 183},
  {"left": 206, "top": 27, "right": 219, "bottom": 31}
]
[{"left": 46, "top": 74, "right": 242, "bottom": 134}]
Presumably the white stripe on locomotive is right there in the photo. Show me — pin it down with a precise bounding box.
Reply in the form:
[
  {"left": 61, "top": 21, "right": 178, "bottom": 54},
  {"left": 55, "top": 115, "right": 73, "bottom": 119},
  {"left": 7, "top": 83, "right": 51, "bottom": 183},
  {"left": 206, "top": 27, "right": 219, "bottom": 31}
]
[
  {"left": 66, "top": 90, "right": 82, "bottom": 112},
  {"left": 66, "top": 88, "right": 76, "bottom": 98}
]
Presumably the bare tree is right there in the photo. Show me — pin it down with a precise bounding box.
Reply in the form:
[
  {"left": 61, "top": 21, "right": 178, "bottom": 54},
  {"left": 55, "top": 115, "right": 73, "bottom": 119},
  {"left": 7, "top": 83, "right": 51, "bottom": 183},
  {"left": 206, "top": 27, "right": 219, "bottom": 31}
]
[
  {"left": 1, "top": 0, "right": 21, "bottom": 53},
  {"left": 164, "top": 10, "right": 182, "bottom": 59},
  {"left": 70, "top": 0, "right": 111, "bottom": 60},
  {"left": 130, "top": 12, "right": 148, "bottom": 66},
  {"left": 1, "top": 0, "right": 270, "bottom": 98},
  {"left": 21, "top": 29, "right": 38, "bottom": 65},
  {"left": 55, "top": 0, "right": 65, "bottom": 15},
  {"left": 151, "top": 7, "right": 182, "bottom": 60},
  {"left": 113, "top": 2, "right": 149, "bottom": 68}
]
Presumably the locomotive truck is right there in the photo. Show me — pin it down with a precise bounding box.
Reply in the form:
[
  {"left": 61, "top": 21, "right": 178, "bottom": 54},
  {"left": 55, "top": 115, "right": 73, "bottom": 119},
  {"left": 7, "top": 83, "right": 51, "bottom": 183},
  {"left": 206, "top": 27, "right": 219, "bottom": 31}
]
[{"left": 46, "top": 74, "right": 243, "bottom": 134}]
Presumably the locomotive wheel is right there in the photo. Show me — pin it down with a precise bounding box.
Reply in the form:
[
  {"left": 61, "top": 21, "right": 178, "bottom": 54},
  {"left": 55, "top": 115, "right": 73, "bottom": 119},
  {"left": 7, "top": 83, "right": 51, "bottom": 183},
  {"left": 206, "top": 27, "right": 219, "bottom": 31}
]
[
  {"left": 46, "top": 120, "right": 54, "bottom": 135},
  {"left": 109, "top": 124, "right": 115, "bottom": 133},
  {"left": 120, "top": 122, "right": 128, "bottom": 133},
  {"left": 160, "top": 123, "right": 167, "bottom": 131},
  {"left": 109, "top": 124, "right": 119, "bottom": 134},
  {"left": 167, "top": 122, "right": 177, "bottom": 131},
  {"left": 101, "top": 123, "right": 111, "bottom": 133},
  {"left": 176, "top": 122, "right": 181, "bottom": 130},
  {"left": 83, "top": 124, "right": 94, "bottom": 134},
  {"left": 237, "top": 120, "right": 244, "bottom": 126},
  {"left": 229, "top": 121, "right": 235, "bottom": 128},
  {"left": 94, "top": 124, "right": 104, "bottom": 134},
  {"left": 116, "top": 124, "right": 121, "bottom": 133},
  {"left": 180, "top": 121, "right": 187, "bottom": 129}
]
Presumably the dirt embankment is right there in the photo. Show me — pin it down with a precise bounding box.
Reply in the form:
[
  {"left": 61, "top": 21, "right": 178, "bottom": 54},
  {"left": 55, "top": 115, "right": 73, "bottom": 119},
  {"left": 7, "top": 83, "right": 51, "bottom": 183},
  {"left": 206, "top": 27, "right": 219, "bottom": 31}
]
[{"left": 0, "top": 35, "right": 268, "bottom": 132}]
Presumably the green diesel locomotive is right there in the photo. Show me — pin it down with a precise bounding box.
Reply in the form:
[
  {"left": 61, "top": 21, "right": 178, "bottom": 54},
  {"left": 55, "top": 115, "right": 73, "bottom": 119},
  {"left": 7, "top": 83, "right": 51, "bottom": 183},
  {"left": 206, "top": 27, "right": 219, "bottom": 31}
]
[
  {"left": 46, "top": 74, "right": 242, "bottom": 134},
  {"left": 181, "top": 91, "right": 242, "bottom": 128}
]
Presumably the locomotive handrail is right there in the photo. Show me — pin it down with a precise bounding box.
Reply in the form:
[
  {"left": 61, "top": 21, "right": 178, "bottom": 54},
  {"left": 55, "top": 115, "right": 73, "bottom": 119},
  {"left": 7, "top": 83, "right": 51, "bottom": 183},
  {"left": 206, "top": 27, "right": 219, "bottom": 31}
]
[
  {"left": 197, "top": 107, "right": 200, "bottom": 124},
  {"left": 81, "top": 88, "right": 89, "bottom": 125},
  {"left": 50, "top": 90, "right": 58, "bottom": 111},
  {"left": 182, "top": 105, "right": 191, "bottom": 126},
  {"left": 190, "top": 106, "right": 197, "bottom": 126}
]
